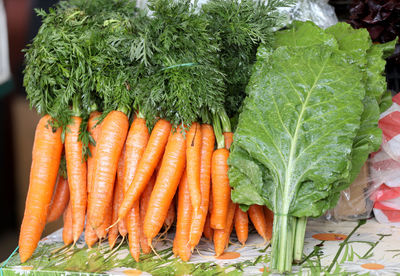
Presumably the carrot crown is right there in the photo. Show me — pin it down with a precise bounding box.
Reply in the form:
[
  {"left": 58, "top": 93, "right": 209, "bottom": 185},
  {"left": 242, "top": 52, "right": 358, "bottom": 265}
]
[{"left": 213, "top": 113, "right": 225, "bottom": 149}]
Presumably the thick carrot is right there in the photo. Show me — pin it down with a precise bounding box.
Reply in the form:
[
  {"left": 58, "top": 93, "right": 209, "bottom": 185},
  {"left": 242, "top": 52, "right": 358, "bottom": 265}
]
[
  {"left": 63, "top": 202, "right": 73, "bottom": 246},
  {"left": 118, "top": 119, "right": 171, "bottom": 220},
  {"left": 248, "top": 205, "right": 271, "bottom": 241},
  {"left": 85, "top": 223, "right": 98, "bottom": 248},
  {"left": 189, "top": 124, "right": 215, "bottom": 249},
  {"left": 87, "top": 111, "right": 101, "bottom": 195},
  {"left": 95, "top": 199, "right": 112, "bottom": 239},
  {"left": 223, "top": 132, "right": 233, "bottom": 150},
  {"left": 176, "top": 171, "right": 192, "bottom": 261},
  {"left": 263, "top": 206, "right": 274, "bottom": 240},
  {"left": 210, "top": 148, "right": 230, "bottom": 230},
  {"left": 213, "top": 201, "right": 236, "bottom": 256},
  {"left": 143, "top": 127, "right": 186, "bottom": 244},
  {"left": 186, "top": 122, "right": 202, "bottom": 213},
  {"left": 47, "top": 175, "right": 70, "bottom": 223},
  {"left": 203, "top": 213, "right": 213, "bottom": 241},
  {"left": 234, "top": 207, "right": 248, "bottom": 246},
  {"left": 19, "top": 115, "right": 63, "bottom": 262},
  {"left": 127, "top": 201, "right": 141, "bottom": 262},
  {"left": 139, "top": 174, "right": 155, "bottom": 254},
  {"left": 88, "top": 111, "right": 128, "bottom": 229}
]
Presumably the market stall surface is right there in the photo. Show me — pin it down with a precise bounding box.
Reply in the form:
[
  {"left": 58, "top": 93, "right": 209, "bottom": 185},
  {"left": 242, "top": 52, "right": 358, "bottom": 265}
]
[{"left": 1, "top": 219, "right": 399, "bottom": 275}]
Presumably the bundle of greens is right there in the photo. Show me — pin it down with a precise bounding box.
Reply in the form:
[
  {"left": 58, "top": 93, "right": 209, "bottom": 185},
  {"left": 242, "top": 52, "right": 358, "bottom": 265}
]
[{"left": 228, "top": 21, "right": 395, "bottom": 273}]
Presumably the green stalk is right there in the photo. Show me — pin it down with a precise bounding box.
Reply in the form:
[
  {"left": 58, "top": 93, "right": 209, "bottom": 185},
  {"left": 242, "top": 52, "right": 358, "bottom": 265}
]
[
  {"left": 271, "top": 214, "right": 296, "bottom": 273},
  {"left": 117, "top": 105, "right": 129, "bottom": 117},
  {"left": 219, "top": 109, "right": 231, "bottom": 133},
  {"left": 72, "top": 96, "right": 82, "bottom": 117},
  {"left": 212, "top": 113, "right": 225, "bottom": 149},
  {"left": 293, "top": 217, "right": 307, "bottom": 263}
]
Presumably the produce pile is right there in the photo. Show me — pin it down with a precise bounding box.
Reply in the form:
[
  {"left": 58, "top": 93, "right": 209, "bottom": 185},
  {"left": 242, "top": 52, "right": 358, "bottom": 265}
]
[{"left": 19, "top": 0, "right": 395, "bottom": 274}]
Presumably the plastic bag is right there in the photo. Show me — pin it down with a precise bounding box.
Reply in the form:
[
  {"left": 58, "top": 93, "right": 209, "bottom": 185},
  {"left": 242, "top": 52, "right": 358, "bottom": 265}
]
[{"left": 327, "top": 94, "right": 400, "bottom": 223}]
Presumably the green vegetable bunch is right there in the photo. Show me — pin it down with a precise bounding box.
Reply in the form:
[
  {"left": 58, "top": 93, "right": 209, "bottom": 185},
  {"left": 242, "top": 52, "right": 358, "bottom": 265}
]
[{"left": 228, "top": 21, "right": 396, "bottom": 273}]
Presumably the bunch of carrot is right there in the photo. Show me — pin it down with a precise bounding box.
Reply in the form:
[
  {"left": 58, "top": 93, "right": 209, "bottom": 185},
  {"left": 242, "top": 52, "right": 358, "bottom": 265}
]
[{"left": 19, "top": 110, "right": 274, "bottom": 263}]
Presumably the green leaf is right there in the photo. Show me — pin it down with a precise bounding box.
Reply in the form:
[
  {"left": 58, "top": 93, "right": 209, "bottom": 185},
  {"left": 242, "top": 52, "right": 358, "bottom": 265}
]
[{"left": 229, "top": 43, "right": 365, "bottom": 217}]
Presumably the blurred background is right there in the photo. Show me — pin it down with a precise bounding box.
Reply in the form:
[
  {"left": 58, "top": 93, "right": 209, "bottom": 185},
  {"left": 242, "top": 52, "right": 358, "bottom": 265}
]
[{"left": 0, "top": 0, "right": 399, "bottom": 261}]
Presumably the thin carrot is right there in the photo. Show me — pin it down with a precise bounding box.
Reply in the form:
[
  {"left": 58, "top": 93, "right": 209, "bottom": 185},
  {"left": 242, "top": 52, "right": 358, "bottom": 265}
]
[
  {"left": 127, "top": 201, "right": 141, "bottom": 262},
  {"left": 19, "top": 115, "right": 63, "bottom": 263},
  {"left": 47, "top": 175, "right": 70, "bottom": 223},
  {"left": 248, "top": 205, "right": 271, "bottom": 241},
  {"left": 172, "top": 232, "right": 179, "bottom": 256},
  {"left": 65, "top": 116, "right": 87, "bottom": 243},
  {"left": 117, "top": 147, "right": 128, "bottom": 237},
  {"left": 88, "top": 111, "right": 128, "bottom": 230},
  {"left": 143, "top": 127, "right": 186, "bottom": 245},
  {"left": 118, "top": 119, "right": 171, "bottom": 221},
  {"left": 186, "top": 122, "right": 202, "bottom": 213},
  {"left": 203, "top": 213, "right": 213, "bottom": 241},
  {"left": 263, "top": 206, "right": 274, "bottom": 240},
  {"left": 87, "top": 111, "right": 101, "bottom": 195},
  {"left": 189, "top": 124, "right": 215, "bottom": 250},
  {"left": 139, "top": 174, "right": 155, "bottom": 254},
  {"left": 213, "top": 200, "right": 236, "bottom": 256},
  {"left": 210, "top": 148, "right": 230, "bottom": 230},
  {"left": 234, "top": 207, "right": 248, "bottom": 246},
  {"left": 63, "top": 202, "right": 73, "bottom": 246},
  {"left": 85, "top": 223, "right": 98, "bottom": 248},
  {"left": 176, "top": 171, "right": 192, "bottom": 261},
  {"left": 223, "top": 132, "right": 233, "bottom": 150},
  {"left": 95, "top": 199, "right": 112, "bottom": 239}
]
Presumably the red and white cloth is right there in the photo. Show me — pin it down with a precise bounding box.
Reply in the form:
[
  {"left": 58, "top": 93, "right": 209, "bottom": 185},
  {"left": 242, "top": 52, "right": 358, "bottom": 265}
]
[{"left": 371, "top": 93, "right": 400, "bottom": 225}]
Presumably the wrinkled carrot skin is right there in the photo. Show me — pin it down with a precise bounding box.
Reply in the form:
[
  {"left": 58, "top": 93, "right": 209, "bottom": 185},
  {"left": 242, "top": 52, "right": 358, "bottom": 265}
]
[
  {"left": 164, "top": 201, "right": 175, "bottom": 229},
  {"left": 127, "top": 201, "right": 141, "bottom": 262},
  {"left": 189, "top": 124, "right": 215, "bottom": 249},
  {"left": 248, "top": 205, "right": 271, "bottom": 241},
  {"left": 223, "top": 132, "right": 233, "bottom": 150},
  {"left": 87, "top": 111, "right": 101, "bottom": 194},
  {"left": 176, "top": 171, "right": 192, "bottom": 261},
  {"left": 210, "top": 148, "right": 230, "bottom": 230},
  {"left": 213, "top": 201, "right": 236, "bottom": 256},
  {"left": 47, "top": 176, "right": 70, "bottom": 223},
  {"left": 203, "top": 213, "right": 213, "bottom": 241},
  {"left": 88, "top": 111, "right": 128, "bottom": 229},
  {"left": 186, "top": 122, "right": 202, "bottom": 213},
  {"left": 144, "top": 127, "right": 186, "bottom": 244},
  {"left": 139, "top": 174, "right": 155, "bottom": 254},
  {"left": 65, "top": 116, "right": 87, "bottom": 242},
  {"left": 19, "top": 115, "right": 63, "bottom": 263},
  {"left": 95, "top": 199, "right": 112, "bottom": 239},
  {"left": 85, "top": 223, "right": 98, "bottom": 248},
  {"left": 234, "top": 207, "right": 248, "bottom": 246},
  {"left": 119, "top": 119, "right": 171, "bottom": 220},
  {"left": 63, "top": 202, "right": 73, "bottom": 246},
  {"left": 109, "top": 178, "right": 124, "bottom": 248}
]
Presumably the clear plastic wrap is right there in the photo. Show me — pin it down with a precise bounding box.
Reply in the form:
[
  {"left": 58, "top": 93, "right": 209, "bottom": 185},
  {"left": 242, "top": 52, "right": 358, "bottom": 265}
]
[{"left": 327, "top": 94, "right": 400, "bottom": 225}]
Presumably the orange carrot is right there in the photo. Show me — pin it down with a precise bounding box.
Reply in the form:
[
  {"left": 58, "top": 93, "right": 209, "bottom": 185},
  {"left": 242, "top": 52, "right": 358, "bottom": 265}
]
[
  {"left": 143, "top": 127, "right": 186, "bottom": 245},
  {"left": 223, "top": 132, "right": 233, "bottom": 150},
  {"left": 118, "top": 119, "right": 171, "bottom": 220},
  {"left": 127, "top": 201, "right": 141, "bottom": 262},
  {"left": 213, "top": 201, "right": 236, "bottom": 256},
  {"left": 87, "top": 111, "right": 101, "bottom": 195},
  {"left": 186, "top": 122, "right": 202, "bottom": 213},
  {"left": 176, "top": 171, "right": 192, "bottom": 261},
  {"left": 248, "top": 205, "right": 271, "bottom": 241},
  {"left": 164, "top": 200, "right": 175, "bottom": 230},
  {"left": 19, "top": 115, "right": 63, "bottom": 262},
  {"left": 85, "top": 223, "right": 98, "bottom": 248},
  {"left": 203, "top": 213, "right": 213, "bottom": 241},
  {"left": 65, "top": 116, "right": 87, "bottom": 243},
  {"left": 234, "top": 207, "right": 248, "bottom": 246},
  {"left": 63, "top": 202, "right": 73, "bottom": 246},
  {"left": 263, "top": 206, "right": 274, "bottom": 240},
  {"left": 189, "top": 124, "right": 215, "bottom": 249},
  {"left": 88, "top": 111, "right": 128, "bottom": 230},
  {"left": 117, "top": 147, "right": 128, "bottom": 237},
  {"left": 109, "top": 177, "right": 124, "bottom": 248},
  {"left": 95, "top": 199, "right": 112, "bottom": 239},
  {"left": 139, "top": 174, "right": 155, "bottom": 254},
  {"left": 210, "top": 148, "right": 230, "bottom": 230},
  {"left": 172, "top": 232, "right": 179, "bottom": 256},
  {"left": 47, "top": 175, "right": 70, "bottom": 223}
]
